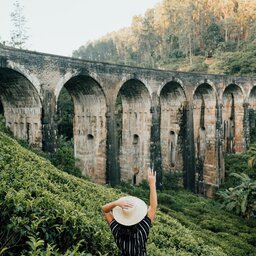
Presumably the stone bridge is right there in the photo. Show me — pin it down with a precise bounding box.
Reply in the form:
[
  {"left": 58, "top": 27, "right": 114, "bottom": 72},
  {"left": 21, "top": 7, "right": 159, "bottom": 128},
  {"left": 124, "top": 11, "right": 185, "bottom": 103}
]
[{"left": 0, "top": 46, "right": 255, "bottom": 196}]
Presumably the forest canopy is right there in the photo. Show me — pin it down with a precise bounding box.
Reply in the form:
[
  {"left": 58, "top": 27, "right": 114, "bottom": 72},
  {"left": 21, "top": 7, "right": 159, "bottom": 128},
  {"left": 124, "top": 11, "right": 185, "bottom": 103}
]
[{"left": 73, "top": 0, "right": 256, "bottom": 75}]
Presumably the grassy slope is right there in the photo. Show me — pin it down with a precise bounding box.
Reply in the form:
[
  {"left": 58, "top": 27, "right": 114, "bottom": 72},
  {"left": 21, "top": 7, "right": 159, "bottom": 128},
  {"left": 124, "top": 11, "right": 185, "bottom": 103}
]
[{"left": 0, "top": 132, "right": 255, "bottom": 255}]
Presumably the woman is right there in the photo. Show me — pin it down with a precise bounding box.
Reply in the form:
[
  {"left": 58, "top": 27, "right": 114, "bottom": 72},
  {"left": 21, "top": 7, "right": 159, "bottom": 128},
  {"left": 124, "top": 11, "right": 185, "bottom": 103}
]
[{"left": 102, "top": 168, "right": 157, "bottom": 256}]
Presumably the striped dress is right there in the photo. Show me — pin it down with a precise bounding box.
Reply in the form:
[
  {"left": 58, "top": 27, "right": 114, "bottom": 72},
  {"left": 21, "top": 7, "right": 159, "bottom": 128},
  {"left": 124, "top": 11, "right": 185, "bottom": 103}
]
[{"left": 110, "top": 215, "right": 151, "bottom": 256}]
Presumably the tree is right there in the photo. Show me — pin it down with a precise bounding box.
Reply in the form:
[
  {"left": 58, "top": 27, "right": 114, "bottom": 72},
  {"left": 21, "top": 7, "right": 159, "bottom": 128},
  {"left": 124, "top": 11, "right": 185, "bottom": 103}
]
[
  {"left": 203, "top": 23, "right": 224, "bottom": 56},
  {"left": 10, "top": 0, "right": 29, "bottom": 48},
  {"left": 218, "top": 173, "right": 256, "bottom": 219},
  {"left": 219, "top": 43, "right": 256, "bottom": 75},
  {"left": 248, "top": 144, "right": 256, "bottom": 168}
]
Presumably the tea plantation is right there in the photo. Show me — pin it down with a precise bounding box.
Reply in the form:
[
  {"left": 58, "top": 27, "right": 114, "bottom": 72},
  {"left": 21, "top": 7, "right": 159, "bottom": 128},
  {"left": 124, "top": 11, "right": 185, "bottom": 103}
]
[{"left": 0, "top": 132, "right": 255, "bottom": 255}]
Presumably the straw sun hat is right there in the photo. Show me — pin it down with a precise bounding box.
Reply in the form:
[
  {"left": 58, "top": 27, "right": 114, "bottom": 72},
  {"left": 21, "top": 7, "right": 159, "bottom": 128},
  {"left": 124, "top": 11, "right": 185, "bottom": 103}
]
[{"left": 113, "top": 196, "right": 148, "bottom": 226}]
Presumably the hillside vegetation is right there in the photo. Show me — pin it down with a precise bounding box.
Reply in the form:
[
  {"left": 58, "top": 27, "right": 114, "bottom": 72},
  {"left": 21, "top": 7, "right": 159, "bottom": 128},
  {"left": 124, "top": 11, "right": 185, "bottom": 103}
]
[
  {"left": 0, "top": 131, "right": 256, "bottom": 255},
  {"left": 73, "top": 0, "right": 256, "bottom": 75}
]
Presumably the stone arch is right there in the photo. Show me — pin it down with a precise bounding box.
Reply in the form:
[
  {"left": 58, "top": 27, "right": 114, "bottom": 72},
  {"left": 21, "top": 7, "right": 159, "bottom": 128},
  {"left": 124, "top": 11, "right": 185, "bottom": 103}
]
[
  {"left": 249, "top": 86, "right": 256, "bottom": 110},
  {"left": 192, "top": 79, "right": 217, "bottom": 100},
  {"left": 116, "top": 79, "right": 151, "bottom": 184},
  {"left": 222, "top": 83, "right": 244, "bottom": 153},
  {"left": 55, "top": 69, "right": 102, "bottom": 100},
  {"left": 61, "top": 74, "right": 107, "bottom": 184},
  {"left": 55, "top": 70, "right": 80, "bottom": 100},
  {"left": 7, "top": 61, "right": 42, "bottom": 98},
  {"left": 159, "top": 81, "right": 186, "bottom": 175},
  {"left": 157, "top": 77, "right": 186, "bottom": 97},
  {"left": 0, "top": 67, "right": 42, "bottom": 147},
  {"left": 117, "top": 75, "right": 153, "bottom": 99},
  {"left": 193, "top": 83, "right": 217, "bottom": 192}
]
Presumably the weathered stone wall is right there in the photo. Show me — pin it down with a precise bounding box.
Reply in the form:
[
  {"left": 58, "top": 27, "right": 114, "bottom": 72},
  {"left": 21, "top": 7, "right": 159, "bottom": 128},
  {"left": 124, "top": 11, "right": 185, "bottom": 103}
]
[
  {"left": 160, "top": 81, "right": 186, "bottom": 176},
  {"left": 193, "top": 83, "right": 217, "bottom": 195},
  {"left": 0, "top": 67, "right": 42, "bottom": 147},
  {"left": 5, "top": 107, "right": 42, "bottom": 146},
  {"left": 64, "top": 76, "right": 107, "bottom": 183},
  {"left": 118, "top": 80, "right": 151, "bottom": 184},
  {"left": 1, "top": 46, "right": 256, "bottom": 196}
]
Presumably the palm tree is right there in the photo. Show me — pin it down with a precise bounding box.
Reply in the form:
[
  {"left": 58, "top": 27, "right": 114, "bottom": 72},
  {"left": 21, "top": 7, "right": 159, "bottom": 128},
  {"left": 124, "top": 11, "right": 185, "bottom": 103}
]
[
  {"left": 218, "top": 173, "right": 256, "bottom": 219},
  {"left": 247, "top": 144, "right": 256, "bottom": 168}
]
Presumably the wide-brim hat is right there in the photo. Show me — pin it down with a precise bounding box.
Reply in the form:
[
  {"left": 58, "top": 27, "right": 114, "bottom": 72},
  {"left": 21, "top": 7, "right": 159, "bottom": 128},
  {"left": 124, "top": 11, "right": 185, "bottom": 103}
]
[{"left": 112, "top": 196, "right": 148, "bottom": 226}]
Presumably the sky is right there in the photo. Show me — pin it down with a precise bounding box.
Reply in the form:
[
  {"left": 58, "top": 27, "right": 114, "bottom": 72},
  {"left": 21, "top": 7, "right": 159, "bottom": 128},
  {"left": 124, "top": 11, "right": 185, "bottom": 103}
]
[{"left": 0, "top": 0, "right": 160, "bottom": 57}]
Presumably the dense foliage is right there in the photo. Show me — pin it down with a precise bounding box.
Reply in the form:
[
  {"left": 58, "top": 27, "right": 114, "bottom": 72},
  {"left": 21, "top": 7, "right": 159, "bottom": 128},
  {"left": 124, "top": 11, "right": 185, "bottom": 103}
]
[
  {"left": 56, "top": 87, "right": 74, "bottom": 141},
  {"left": 1, "top": 132, "right": 256, "bottom": 255},
  {"left": 216, "top": 146, "right": 256, "bottom": 220},
  {"left": 218, "top": 173, "right": 256, "bottom": 219},
  {"left": 73, "top": 0, "right": 256, "bottom": 75},
  {"left": 223, "top": 150, "right": 256, "bottom": 190}
]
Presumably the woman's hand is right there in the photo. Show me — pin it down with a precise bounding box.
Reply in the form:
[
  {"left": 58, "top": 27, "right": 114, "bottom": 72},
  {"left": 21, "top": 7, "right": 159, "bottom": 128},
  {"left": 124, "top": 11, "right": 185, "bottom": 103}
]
[
  {"left": 147, "top": 168, "right": 156, "bottom": 187},
  {"left": 115, "top": 199, "right": 134, "bottom": 209},
  {"left": 147, "top": 167, "right": 157, "bottom": 222}
]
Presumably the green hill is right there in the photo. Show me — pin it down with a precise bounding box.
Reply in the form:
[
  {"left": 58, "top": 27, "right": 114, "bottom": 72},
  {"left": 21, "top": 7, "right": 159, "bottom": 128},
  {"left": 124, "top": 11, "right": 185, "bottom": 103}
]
[
  {"left": 73, "top": 0, "right": 256, "bottom": 76},
  {"left": 0, "top": 132, "right": 255, "bottom": 255}
]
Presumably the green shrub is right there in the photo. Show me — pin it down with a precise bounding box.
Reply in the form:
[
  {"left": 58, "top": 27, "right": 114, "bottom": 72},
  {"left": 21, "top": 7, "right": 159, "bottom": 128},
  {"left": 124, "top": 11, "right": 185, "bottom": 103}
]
[
  {"left": 0, "top": 132, "right": 228, "bottom": 255},
  {"left": 162, "top": 170, "right": 184, "bottom": 190}
]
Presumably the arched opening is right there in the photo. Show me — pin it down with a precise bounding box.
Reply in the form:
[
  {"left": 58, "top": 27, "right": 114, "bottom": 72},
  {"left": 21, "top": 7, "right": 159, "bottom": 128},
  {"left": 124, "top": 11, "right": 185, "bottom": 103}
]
[
  {"left": 132, "top": 134, "right": 140, "bottom": 185},
  {"left": 133, "top": 134, "right": 139, "bottom": 144},
  {"left": 0, "top": 68, "right": 42, "bottom": 147},
  {"left": 60, "top": 75, "right": 107, "bottom": 183},
  {"left": 223, "top": 84, "right": 244, "bottom": 153},
  {"left": 133, "top": 167, "right": 140, "bottom": 185},
  {"left": 159, "top": 81, "right": 186, "bottom": 176},
  {"left": 170, "top": 131, "right": 176, "bottom": 167},
  {"left": 87, "top": 134, "right": 94, "bottom": 140},
  {"left": 116, "top": 79, "right": 151, "bottom": 184}
]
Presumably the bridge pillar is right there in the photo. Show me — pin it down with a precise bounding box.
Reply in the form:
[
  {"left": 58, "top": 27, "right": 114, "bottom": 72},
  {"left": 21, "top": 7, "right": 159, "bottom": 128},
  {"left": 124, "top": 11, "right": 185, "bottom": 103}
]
[
  {"left": 243, "top": 102, "right": 250, "bottom": 149},
  {"left": 42, "top": 90, "right": 57, "bottom": 153},
  {"left": 150, "top": 92, "right": 162, "bottom": 189},
  {"left": 216, "top": 102, "right": 225, "bottom": 185},
  {"left": 106, "top": 104, "right": 120, "bottom": 186},
  {"left": 183, "top": 102, "right": 196, "bottom": 192}
]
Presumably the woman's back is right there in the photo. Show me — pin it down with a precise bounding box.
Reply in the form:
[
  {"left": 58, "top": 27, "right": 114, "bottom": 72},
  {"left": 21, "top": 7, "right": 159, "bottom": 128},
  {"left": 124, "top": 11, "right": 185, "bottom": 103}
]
[{"left": 110, "top": 216, "right": 151, "bottom": 256}]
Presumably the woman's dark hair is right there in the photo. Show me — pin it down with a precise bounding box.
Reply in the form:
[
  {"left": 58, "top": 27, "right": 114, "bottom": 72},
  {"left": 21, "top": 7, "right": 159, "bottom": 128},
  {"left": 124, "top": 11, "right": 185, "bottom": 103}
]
[{"left": 118, "top": 223, "right": 139, "bottom": 239}]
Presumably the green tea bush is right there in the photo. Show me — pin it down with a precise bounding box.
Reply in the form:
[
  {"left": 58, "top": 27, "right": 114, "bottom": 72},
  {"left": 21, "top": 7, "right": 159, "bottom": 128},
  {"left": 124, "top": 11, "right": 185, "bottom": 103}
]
[
  {"left": 1, "top": 131, "right": 256, "bottom": 255},
  {"left": 0, "top": 132, "right": 118, "bottom": 255},
  {"left": 0, "top": 132, "right": 227, "bottom": 255}
]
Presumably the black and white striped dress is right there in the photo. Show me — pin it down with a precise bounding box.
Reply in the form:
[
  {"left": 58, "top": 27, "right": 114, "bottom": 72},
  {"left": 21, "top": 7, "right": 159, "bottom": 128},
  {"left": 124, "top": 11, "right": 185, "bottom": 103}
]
[{"left": 110, "top": 215, "right": 151, "bottom": 256}]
